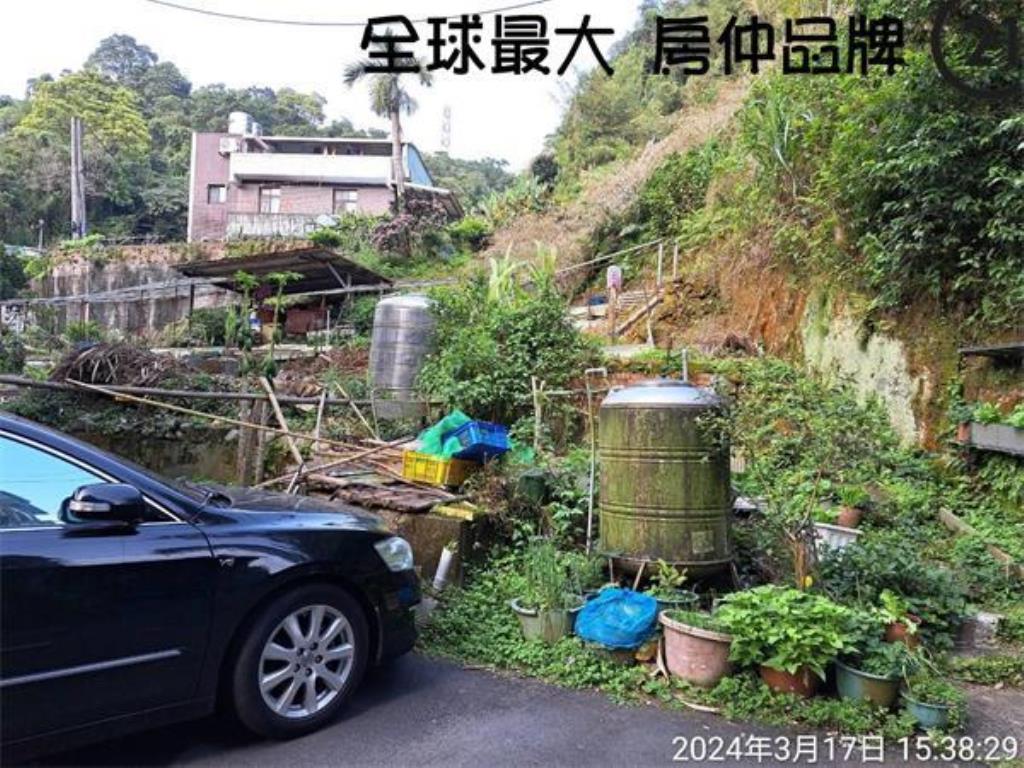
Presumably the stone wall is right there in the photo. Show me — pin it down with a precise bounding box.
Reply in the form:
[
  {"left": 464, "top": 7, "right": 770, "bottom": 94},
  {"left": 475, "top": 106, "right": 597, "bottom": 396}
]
[{"left": 31, "top": 243, "right": 233, "bottom": 338}]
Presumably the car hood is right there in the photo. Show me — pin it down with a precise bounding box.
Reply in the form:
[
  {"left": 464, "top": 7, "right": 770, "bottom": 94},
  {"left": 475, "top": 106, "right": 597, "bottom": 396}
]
[{"left": 203, "top": 484, "right": 390, "bottom": 533}]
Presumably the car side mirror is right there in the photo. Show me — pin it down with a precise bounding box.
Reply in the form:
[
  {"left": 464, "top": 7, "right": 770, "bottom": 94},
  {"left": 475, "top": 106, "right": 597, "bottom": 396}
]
[{"left": 67, "top": 483, "right": 147, "bottom": 525}]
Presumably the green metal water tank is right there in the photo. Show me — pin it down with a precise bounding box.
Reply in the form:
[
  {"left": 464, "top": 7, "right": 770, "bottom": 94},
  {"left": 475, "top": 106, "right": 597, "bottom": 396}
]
[{"left": 598, "top": 379, "right": 731, "bottom": 575}]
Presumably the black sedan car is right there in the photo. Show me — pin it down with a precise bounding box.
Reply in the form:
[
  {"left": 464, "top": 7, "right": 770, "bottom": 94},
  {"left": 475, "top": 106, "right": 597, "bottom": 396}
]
[{"left": 0, "top": 412, "right": 420, "bottom": 759}]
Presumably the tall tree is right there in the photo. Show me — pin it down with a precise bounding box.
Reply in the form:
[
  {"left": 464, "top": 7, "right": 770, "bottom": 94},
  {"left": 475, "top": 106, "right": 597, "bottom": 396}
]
[
  {"left": 12, "top": 70, "right": 150, "bottom": 234},
  {"left": 343, "top": 42, "right": 432, "bottom": 212},
  {"left": 84, "top": 34, "right": 158, "bottom": 89}
]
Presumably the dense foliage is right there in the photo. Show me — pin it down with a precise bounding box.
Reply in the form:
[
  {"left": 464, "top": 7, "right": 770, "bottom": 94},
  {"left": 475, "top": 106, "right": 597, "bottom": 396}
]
[
  {"left": 717, "top": 585, "right": 858, "bottom": 679},
  {"left": 422, "top": 152, "right": 514, "bottom": 208},
  {"left": 422, "top": 551, "right": 917, "bottom": 739},
  {"left": 418, "top": 266, "right": 592, "bottom": 424},
  {"left": 662, "top": 58, "right": 1022, "bottom": 328},
  {"left": 712, "top": 356, "right": 1022, "bottom": 599},
  {"left": 550, "top": 1, "right": 692, "bottom": 185}
]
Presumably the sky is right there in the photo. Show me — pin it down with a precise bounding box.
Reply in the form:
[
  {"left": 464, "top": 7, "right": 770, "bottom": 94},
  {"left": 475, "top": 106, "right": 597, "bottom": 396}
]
[{"left": 0, "top": 0, "right": 641, "bottom": 169}]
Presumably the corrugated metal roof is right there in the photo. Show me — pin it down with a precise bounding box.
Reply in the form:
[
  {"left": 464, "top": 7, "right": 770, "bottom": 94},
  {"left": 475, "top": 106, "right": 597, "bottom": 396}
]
[{"left": 175, "top": 247, "right": 391, "bottom": 294}]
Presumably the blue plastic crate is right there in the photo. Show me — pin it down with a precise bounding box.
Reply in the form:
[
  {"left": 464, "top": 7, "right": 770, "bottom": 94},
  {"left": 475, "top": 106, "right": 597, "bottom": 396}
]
[{"left": 446, "top": 420, "right": 510, "bottom": 462}]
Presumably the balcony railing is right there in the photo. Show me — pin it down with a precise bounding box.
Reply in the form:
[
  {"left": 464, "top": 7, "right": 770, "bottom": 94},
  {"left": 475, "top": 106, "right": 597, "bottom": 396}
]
[{"left": 226, "top": 212, "right": 324, "bottom": 239}]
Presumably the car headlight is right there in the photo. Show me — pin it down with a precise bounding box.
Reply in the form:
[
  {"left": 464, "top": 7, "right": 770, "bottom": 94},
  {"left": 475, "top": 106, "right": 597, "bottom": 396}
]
[{"left": 373, "top": 536, "right": 414, "bottom": 572}]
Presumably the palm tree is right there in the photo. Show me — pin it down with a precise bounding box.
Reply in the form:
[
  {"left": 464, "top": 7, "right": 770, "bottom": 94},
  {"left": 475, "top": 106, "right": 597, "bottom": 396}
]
[{"left": 344, "top": 40, "right": 432, "bottom": 213}]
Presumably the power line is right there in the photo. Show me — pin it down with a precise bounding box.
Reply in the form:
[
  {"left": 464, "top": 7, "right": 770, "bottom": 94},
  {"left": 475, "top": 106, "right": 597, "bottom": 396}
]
[{"left": 139, "top": 0, "right": 553, "bottom": 27}]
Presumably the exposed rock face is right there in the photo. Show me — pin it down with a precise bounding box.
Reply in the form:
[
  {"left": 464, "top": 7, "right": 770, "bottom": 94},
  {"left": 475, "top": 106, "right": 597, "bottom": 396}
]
[{"left": 802, "top": 299, "right": 926, "bottom": 445}]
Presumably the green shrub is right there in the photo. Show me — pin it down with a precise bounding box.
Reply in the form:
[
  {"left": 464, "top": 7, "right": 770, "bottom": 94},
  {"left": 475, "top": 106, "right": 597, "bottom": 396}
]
[
  {"left": 63, "top": 320, "right": 105, "bottom": 344},
  {"left": 519, "top": 538, "right": 582, "bottom": 611},
  {"left": 716, "top": 585, "right": 859, "bottom": 680},
  {"left": 447, "top": 215, "right": 492, "bottom": 251},
  {"left": 0, "top": 329, "right": 26, "bottom": 373},
  {"left": 706, "top": 673, "right": 916, "bottom": 740},
  {"left": 947, "top": 654, "right": 1024, "bottom": 687},
  {"left": 632, "top": 141, "right": 720, "bottom": 239},
  {"left": 187, "top": 307, "right": 228, "bottom": 346},
  {"left": 419, "top": 269, "right": 592, "bottom": 424},
  {"left": 307, "top": 213, "right": 381, "bottom": 252},
  {"left": 818, "top": 538, "right": 967, "bottom": 650},
  {"left": 0, "top": 251, "right": 28, "bottom": 300},
  {"left": 343, "top": 296, "right": 378, "bottom": 337},
  {"left": 308, "top": 227, "right": 344, "bottom": 248}
]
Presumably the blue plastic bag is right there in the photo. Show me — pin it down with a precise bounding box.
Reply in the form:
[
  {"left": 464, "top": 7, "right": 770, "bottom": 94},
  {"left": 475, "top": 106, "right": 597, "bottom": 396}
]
[{"left": 574, "top": 588, "right": 658, "bottom": 650}]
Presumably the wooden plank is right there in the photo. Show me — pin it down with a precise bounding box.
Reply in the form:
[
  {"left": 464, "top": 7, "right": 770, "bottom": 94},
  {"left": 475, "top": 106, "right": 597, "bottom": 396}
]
[
  {"left": 615, "top": 291, "right": 663, "bottom": 337},
  {"left": 938, "top": 508, "right": 1023, "bottom": 579}
]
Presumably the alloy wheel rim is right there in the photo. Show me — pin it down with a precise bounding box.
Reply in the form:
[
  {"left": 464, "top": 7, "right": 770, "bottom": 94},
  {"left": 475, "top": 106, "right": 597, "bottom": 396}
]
[{"left": 258, "top": 604, "right": 354, "bottom": 719}]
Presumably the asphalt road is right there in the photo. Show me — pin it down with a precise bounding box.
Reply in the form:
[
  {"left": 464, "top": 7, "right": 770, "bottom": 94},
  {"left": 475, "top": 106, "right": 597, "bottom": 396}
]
[{"left": 36, "top": 654, "right": 796, "bottom": 768}]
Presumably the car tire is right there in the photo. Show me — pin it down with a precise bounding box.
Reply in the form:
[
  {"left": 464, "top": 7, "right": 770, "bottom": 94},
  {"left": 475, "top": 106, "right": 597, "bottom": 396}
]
[{"left": 230, "top": 583, "right": 369, "bottom": 739}]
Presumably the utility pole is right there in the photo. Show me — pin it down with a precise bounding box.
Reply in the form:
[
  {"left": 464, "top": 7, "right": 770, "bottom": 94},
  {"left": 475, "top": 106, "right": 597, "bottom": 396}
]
[{"left": 69, "top": 116, "right": 86, "bottom": 239}]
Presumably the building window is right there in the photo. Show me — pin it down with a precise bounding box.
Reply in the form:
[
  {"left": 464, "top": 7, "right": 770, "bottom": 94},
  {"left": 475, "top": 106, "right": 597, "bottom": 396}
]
[
  {"left": 333, "top": 189, "right": 358, "bottom": 214},
  {"left": 259, "top": 187, "right": 281, "bottom": 214},
  {"left": 206, "top": 184, "right": 226, "bottom": 204}
]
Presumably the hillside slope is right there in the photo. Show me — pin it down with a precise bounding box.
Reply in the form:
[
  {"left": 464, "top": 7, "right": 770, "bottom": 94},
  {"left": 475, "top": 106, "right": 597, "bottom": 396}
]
[{"left": 482, "top": 77, "right": 749, "bottom": 270}]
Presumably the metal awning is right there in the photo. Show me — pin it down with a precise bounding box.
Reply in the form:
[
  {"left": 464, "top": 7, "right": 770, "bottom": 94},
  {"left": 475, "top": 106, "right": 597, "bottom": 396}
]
[{"left": 175, "top": 247, "right": 391, "bottom": 295}]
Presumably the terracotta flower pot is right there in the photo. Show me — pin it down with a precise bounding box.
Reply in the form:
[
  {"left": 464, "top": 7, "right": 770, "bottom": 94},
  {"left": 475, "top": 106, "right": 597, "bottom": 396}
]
[
  {"left": 836, "top": 506, "right": 863, "bottom": 528},
  {"left": 759, "top": 665, "right": 820, "bottom": 697},
  {"left": 659, "top": 611, "right": 733, "bottom": 688},
  {"left": 885, "top": 614, "right": 922, "bottom": 649}
]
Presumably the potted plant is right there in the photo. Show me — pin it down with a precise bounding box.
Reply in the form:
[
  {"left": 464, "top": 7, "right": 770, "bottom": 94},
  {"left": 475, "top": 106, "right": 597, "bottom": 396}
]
[
  {"left": 879, "top": 590, "right": 922, "bottom": 649},
  {"left": 645, "top": 559, "right": 697, "bottom": 613},
  {"left": 510, "top": 539, "right": 584, "bottom": 644},
  {"left": 836, "top": 636, "right": 919, "bottom": 709},
  {"left": 717, "top": 585, "right": 857, "bottom": 697},
  {"left": 813, "top": 518, "right": 863, "bottom": 552},
  {"left": 659, "top": 609, "right": 733, "bottom": 687},
  {"left": 902, "top": 675, "right": 966, "bottom": 730},
  {"left": 835, "top": 485, "right": 870, "bottom": 528}
]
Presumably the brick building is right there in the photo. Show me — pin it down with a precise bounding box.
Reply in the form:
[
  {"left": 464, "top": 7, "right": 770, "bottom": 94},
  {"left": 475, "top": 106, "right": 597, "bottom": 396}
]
[{"left": 187, "top": 112, "right": 458, "bottom": 242}]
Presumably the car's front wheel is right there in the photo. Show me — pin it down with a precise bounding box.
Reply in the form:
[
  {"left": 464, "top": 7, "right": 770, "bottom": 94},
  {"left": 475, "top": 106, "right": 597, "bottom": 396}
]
[{"left": 231, "top": 584, "right": 369, "bottom": 738}]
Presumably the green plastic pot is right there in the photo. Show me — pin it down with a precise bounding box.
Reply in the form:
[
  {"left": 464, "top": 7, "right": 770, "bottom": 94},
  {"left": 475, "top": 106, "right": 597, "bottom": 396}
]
[
  {"left": 510, "top": 597, "right": 584, "bottom": 644},
  {"left": 835, "top": 660, "right": 900, "bottom": 709},
  {"left": 515, "top": 470, "right": 550, "bottom": 506},
  {"left": 902, "top": 693, "right": 951, "bottom": 730},
  {"left": 655, "top": 590, "right": 700, "bottom": 614}
]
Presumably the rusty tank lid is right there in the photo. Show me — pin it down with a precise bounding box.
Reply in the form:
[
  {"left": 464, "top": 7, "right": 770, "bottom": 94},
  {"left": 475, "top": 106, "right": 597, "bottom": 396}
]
[{"left": 601, "top": 379, "right": 722, "bottom": 409}]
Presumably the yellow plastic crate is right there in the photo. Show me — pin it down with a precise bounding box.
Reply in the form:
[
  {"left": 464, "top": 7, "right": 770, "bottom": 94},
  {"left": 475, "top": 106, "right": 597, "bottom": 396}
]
[{"left": 402, "top": 450, "right": 475, "bottom": 487}]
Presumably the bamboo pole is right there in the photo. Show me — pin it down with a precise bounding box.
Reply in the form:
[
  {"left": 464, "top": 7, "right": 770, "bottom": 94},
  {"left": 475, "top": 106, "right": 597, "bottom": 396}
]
[
  {"left": 0, "top": 374, "right": 377, "bottom": 407},
  {"left": 313, "top": 389, "right": 328, "bottom": 453},
  {"left": 256, "top": 435, "right": 414, "bottom": 488},
  {"left": 259, "top": 377, "right": 305, "bottom": 468},
  {"left": 68, "top": 379, "right": 362, "bottom": 453},
  {"left": 335, "top": 381, "right": 378, "bottom": 440}
]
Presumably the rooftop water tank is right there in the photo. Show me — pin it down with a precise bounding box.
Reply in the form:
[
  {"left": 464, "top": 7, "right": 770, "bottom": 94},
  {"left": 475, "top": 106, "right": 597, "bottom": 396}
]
[
  {"left": 599, "top": 379, "right": 732, "bottom": 575},
  {"left": 368, "top": 294, "right": 436, "bottom": 418}
]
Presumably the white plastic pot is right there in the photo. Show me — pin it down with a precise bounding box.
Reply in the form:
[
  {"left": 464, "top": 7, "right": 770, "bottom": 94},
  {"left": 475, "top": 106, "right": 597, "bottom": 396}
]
[{"left": 814, "top": 522, "right": 863, "bottom": 552}]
